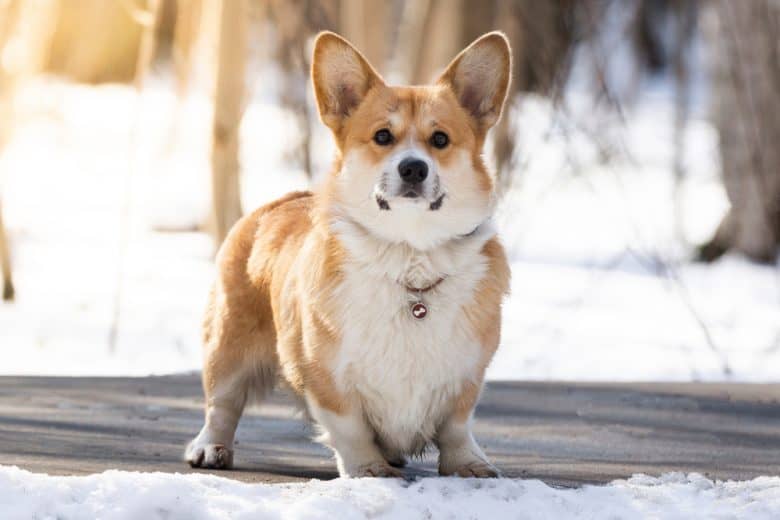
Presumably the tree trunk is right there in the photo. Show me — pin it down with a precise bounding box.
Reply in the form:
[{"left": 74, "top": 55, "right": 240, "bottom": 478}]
[
  {"left": 412, "top": 0, "right": 465, "bottom": 84},
  {"left": 209, "top": 0, "right": 247, "bottom": 248},
  {"left": 172, "top": 0, "right": 202, "bottom": 98},
  {"left": 700, "top": 1, "right": 780, "bottom": 263},
  {"left": 0, "top": 199, "right": 12, "bottom": 301},
  {"left": 339, "top": 0, "right": 393, "bottom": 70},
  {"left": 390, "top": 0, "right": 431, "bottom": 83},
  {"left": 0, "top": 0, "right": 61, "bottom": 302}
]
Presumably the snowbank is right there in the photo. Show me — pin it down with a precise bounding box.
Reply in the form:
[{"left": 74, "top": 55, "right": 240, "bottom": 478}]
[{"left": 1, "top": 466, "right": 779, "bottom": 520}]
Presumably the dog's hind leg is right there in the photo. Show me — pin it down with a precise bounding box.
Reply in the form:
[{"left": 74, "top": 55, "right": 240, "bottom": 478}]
[
  {"left": 186, "top": 286, "right": 278, "bottom": 469},
  {"left": 186, "top": 355, "right": 247, "bottom": 469}
]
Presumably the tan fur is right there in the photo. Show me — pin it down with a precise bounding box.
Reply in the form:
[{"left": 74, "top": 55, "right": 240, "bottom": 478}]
[
  {"left": 466, "top": 239, "right": 511, "bottom": 356},
  {"left": 188, "top": 31, "right": 512, "bottom": 478}
]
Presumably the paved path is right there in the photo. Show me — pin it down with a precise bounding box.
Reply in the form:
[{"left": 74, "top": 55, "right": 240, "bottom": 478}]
[{"left": 1, "top": 375, "right": 778, "bottom": 486}]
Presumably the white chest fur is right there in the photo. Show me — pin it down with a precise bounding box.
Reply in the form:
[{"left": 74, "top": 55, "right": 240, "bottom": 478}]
[{"left": 328, "top": 219, "right": 495, "bottom": 454}]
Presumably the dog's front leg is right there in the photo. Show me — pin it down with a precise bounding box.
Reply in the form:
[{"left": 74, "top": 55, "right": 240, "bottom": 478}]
[
  {"left": 308, "top": 398, "right": 402, "bottom": 478},
  {"left": 436, "top": 383, "right": 500, "bottom": 478},
  {"left": 436, "top": 415, "right": 499, "bottom": 478}
]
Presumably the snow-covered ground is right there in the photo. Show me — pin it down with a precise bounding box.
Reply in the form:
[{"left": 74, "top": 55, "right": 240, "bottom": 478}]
[
  {"left": 0, "top": 74, "right": 778, "bottom": 380},
  {"left": 3, "top": 466, "right": 780, "bottom": 520}
]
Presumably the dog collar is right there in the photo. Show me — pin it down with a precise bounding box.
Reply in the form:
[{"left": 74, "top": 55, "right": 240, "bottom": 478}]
[{"left": 403, "top": 276, "right": 447, "bottom": 294}]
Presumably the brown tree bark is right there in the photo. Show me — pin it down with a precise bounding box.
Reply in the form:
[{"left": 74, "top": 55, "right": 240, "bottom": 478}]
[
  {"left": 209, "top": 0, "right": 247, "bottom": 248},
  {"left": 700, "top": 1, "right": 780, "bottom": 263},
  {"left": 0, "top": 199, "right": 12, "bottom": 301}
]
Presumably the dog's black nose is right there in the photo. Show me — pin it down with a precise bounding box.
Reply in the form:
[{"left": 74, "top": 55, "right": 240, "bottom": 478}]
[{"left": 398, "top": 158, "right": 428, "bottom": 184}]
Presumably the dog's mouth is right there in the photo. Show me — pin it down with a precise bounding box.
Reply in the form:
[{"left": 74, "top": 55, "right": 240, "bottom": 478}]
[
  {"left": 375, "top": 192, "right": 445, "bottom": 211},
  {"left": 399, "top": 181, "right": 424, "bottom": 200}
]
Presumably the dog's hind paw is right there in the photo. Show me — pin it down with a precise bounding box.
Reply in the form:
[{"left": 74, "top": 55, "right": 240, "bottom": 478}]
[{"left": 185, "top": 442, "right": 234, "bottom": 470}]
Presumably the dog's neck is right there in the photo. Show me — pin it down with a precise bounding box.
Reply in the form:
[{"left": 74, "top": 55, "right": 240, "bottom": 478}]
[{"left": 329, "top": 213, "right": 495, "bottom": 289}]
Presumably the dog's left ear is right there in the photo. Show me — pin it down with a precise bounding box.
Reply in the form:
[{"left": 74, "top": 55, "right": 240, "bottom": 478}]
[
  {"left": 311, "top": 31, "right": 384, "bottom": 134},
  {"left": 437, "top": 32, "right": 512, "bottom": 131}
]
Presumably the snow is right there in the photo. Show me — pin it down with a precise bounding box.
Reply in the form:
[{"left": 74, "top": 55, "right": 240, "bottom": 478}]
[
  {"left": 1, "top": 466, "right": 779, "bottom": 519},
  {"left": 0, "top": 71, "right": 777, "bottom": 379},
  {"left": 487, "top": 94, "right": 780, "bottom": 381}
]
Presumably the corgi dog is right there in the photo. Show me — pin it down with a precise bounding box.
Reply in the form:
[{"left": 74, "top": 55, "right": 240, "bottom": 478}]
[{"left": 186, "top": 31, "right": 511, "bottom": 478}]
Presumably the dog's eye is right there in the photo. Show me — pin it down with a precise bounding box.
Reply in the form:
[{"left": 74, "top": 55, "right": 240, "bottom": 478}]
[
  {"left": 430, "top": 131, "right": 449, "bottom": 149},
  {"left": 373, "top": 129, "right": 393, "bottom": 146}
]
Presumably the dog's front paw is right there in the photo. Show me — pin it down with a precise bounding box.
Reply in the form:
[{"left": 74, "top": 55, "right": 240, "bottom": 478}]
[
  {"left": 346, "top": 461, "right": 404, "bottom": 478},
  {"left": 440, "top": 459, "right": 500, "bottom": 478},
  {"left": 185, "top": 441, "right": 234, "bottom": 469}
]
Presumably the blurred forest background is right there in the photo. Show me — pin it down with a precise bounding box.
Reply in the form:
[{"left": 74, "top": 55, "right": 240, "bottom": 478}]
[{"left": 0, "top": 0, "right": 778, "bottom": 380}]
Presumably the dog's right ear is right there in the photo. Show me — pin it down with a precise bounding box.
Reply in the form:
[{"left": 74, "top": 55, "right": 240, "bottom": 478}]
[{"left": 311, "top": 32, "right": 384, "bottom": 133}]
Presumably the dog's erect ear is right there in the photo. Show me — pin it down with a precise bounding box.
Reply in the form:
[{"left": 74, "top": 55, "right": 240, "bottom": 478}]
[
  {"left": 311, "top": 31, "right": 384, "bottom": 132},
  {"left": 437, "top": 32, "right": 511, "bottom": 130}
]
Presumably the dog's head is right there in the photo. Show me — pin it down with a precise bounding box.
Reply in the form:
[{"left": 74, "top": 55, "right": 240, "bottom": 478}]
[{"left": 312, "top": 31, "right": 511, "bottom": 250}]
